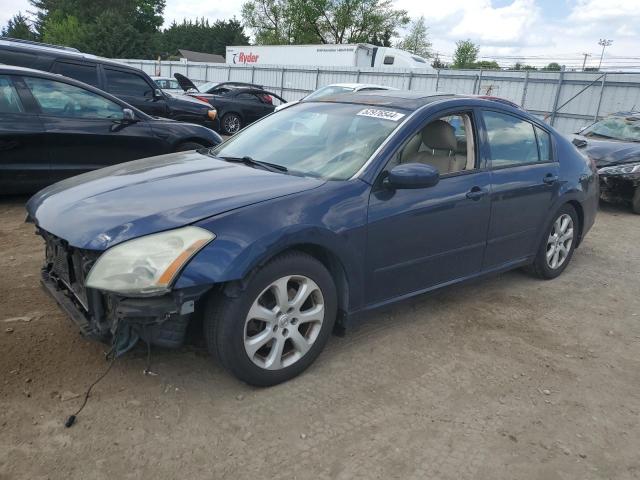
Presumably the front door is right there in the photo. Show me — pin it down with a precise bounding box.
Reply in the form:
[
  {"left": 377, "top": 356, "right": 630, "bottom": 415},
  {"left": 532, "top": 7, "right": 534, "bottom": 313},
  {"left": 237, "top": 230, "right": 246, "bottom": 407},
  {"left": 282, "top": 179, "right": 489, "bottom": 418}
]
[
  {"left": 103, "top": 67, "right": 168, "bottom": 117},
  {"left": 22, "top": 76, "right": 164, "bottom": 183},
  {"left": 480, "top": 110, "right": 560, "bottom": 268},
  {"left": 365, "top": 110, "right": 491, "bottom": 305}
]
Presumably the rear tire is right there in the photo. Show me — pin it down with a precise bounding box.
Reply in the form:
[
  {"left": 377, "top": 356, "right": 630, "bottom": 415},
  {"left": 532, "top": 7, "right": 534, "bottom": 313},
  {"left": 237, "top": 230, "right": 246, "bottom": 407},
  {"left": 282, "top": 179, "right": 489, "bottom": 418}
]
[
  {"left": 632, "top": 187, "right": 640, "bottom": 214},
  {"left": 174, "top": 141, "right": 206, "bottom": 152},
  {"left": 526, "top": 204, "right": 579, "bottom": 279},
  {"left": 221, "top": 113, "right": 242, "bottom": 135},
  {"left": 204, "top": 251, "right": 337, "bottom": 386}
]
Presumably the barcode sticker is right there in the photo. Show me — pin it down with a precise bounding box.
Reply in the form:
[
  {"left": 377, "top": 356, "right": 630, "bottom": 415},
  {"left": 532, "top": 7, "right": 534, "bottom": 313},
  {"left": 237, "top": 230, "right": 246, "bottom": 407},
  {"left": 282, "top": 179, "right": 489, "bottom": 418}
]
[{"left": 356, "top": 108, "right": 406, "bottom": 121}]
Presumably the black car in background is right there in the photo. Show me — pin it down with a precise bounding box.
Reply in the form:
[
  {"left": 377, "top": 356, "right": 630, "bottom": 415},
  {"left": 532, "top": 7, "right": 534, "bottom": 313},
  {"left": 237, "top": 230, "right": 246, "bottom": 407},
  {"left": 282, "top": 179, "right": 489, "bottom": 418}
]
[
  {"left": 174, "top": 74, "right": 286, "bottom": 135},
  {"left": 0, "top": 65, "right": 222, "bottom": 194},
  {"left": 572, "top": 112, "right": 640, "bottom": 213},
  {"left": 0, "top": 38, "right": 219, "bottom": 130}
]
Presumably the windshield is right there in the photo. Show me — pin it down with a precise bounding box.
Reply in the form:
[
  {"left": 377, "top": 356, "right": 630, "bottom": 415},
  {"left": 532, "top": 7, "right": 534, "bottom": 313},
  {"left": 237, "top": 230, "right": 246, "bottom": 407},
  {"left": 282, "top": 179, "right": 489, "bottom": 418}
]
[
  {"left": 199, "top": 81, "right": 218, "bottom": 92},
  {"left": 210, "top": 102, "right": 406, "bottom": 180},
  {"left": 582, "top": 116, "right": 640, "bottom": 142},
  {"left": 304, "top": 85, "right": 354, "bottom": 101}
]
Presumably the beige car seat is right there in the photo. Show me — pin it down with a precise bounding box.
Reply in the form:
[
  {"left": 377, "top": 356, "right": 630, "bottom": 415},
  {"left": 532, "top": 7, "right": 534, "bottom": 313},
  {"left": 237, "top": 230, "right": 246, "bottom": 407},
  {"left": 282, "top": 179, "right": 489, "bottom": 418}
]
[{"left": 402, "top": 120, "right": 465, "bottom": 174}]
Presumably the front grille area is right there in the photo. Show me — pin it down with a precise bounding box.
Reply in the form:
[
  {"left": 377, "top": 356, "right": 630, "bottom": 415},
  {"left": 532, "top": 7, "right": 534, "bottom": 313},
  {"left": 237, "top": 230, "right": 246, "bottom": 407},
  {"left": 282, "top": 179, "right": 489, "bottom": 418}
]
[{"left": 41, "top": 230, "right": 100, "bottom": 312}]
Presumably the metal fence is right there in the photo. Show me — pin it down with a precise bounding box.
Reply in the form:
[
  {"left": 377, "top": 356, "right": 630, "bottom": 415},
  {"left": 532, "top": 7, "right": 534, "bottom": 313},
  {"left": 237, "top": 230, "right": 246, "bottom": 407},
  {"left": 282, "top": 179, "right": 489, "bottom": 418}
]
[{"left": 118, "top": 58, "right": 640, "bottom": 134}]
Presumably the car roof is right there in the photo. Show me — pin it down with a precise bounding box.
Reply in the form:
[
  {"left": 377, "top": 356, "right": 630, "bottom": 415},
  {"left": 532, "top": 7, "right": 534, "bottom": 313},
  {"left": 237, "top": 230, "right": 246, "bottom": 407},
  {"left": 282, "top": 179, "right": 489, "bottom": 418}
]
[
  {"left": 324, "top": 83, "right": 394, "bottom": 90},
  {"left": 312, "top": 91, "right": 456, "bottom": 110},
  {"left": 313, "top": 90, "right": 531, "bottom": 113},
  {"left": 0, "top": 38, "right": 143, "bottom": 72}
]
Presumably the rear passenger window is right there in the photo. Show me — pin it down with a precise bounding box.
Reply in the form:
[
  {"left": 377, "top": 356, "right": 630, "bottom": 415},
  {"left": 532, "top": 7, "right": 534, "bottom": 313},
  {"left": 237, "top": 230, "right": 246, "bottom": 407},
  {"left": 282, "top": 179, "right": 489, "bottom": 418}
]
[
  {"left": 535, "top": 126, "right": 552, "bottom": 162},
  {"left": 52, "top": 62, "right": 99, "bottom": 87},
  {"left": 0, "top": 76, "right": 24, "bottom": 113},
  {"left": 483, "top": 111, "right": 540, "bottom": 168},
  {"left": 104, "top": 69, "right": 154, "bottom": 98},
  {"left": 383, "top": 56, "right": 395, "bottom": 65}
]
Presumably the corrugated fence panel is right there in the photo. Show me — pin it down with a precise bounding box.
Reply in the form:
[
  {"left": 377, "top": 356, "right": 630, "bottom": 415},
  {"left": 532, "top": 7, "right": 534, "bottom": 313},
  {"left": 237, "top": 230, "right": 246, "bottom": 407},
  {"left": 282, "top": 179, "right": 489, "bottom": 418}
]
[{"left": 116, "top": 59, "right": 640, "bottom": 134}]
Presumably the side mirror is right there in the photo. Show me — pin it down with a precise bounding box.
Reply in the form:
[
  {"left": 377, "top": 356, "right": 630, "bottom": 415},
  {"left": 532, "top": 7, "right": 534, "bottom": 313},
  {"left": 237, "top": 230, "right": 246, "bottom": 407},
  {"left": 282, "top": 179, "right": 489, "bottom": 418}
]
[
  {"left": 153, "top": 88, "right": 163, "bottom": 99},
  {"left": 122, "top": 108, "right": 136, "bottom": 123},
  {"left": 384, "top": 163, "right": 440, "bottom": 189}
]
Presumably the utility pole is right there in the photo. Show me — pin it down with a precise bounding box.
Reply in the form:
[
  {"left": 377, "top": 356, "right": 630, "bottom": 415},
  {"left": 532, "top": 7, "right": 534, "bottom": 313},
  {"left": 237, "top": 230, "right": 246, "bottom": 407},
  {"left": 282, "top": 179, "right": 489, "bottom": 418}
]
[
  {"left": 598, "top": 39, "right": 613, "bottom": 71},
  {"left": 581, "top": 53, "right": 591, "bottom": 71}
]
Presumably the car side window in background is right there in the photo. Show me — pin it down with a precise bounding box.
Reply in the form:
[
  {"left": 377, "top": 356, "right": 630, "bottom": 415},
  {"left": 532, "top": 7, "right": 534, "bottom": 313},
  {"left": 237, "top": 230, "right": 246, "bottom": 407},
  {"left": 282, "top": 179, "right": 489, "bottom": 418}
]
[
  {"left": 483, "top": 111, "right": 540, "bottom": 168},
  {"left": 383, "top": 56, "right": 395, "bottom": 65},
  {"left": 104, "top": 69, "right": 154, "bottom": 98},
  {"left": 52, "top": 62, "right": 99, "bottom": 87},
  {"left": 535, "top": 126, "right": 552, "bottom": 162},
  {"left": 24, "top": 77, "right": 124, "bottom": 119},
  {"left": 390, "top": 113, "right": 476, "bottom": 175},
  {"left": 0, "top": 76, "right": 24, "bottom": 114}
]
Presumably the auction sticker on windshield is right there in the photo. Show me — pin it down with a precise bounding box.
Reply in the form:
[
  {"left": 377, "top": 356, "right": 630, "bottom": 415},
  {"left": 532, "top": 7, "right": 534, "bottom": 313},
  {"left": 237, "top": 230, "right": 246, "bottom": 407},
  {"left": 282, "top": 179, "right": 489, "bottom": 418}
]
[{"left": 356, "top": 109, "right": 405, "bottom": 121}]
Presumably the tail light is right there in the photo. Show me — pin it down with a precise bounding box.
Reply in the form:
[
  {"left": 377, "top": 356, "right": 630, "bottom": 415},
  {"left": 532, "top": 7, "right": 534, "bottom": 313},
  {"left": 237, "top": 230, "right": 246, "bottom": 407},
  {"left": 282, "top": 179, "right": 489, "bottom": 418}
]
[
  {"left": 261, "top": 94, "right": 273, "bottom": 104},
  {"left": 194, "top": 95, "right": 211, "bottom": 104}
]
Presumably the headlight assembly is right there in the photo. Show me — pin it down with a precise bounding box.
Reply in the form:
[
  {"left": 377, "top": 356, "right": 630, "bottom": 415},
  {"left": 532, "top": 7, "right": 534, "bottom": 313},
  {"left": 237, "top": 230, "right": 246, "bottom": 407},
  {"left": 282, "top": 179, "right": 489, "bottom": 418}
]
[
  {"left": 86, "top": 226, "right": 215, "bottom": 296},
  {"left": 598, "top": 162, "right": 640, "bottom": 176}
]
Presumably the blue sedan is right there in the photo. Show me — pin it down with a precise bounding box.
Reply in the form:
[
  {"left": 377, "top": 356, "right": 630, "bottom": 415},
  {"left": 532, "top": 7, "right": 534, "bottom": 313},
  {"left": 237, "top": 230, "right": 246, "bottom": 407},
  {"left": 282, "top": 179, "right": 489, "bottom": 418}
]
[{"left": 27, "top": 92, "right": 599, "bottom": 386}]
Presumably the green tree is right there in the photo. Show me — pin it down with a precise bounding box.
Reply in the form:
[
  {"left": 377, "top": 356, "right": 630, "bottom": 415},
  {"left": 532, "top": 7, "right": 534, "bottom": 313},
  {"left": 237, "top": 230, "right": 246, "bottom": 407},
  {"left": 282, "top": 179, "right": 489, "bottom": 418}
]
[
  {"left": 452, "top": 39, "right": 479, "bottom": 69},
  {"left": 41, "top": 12, "right": 89, "bottom": 50},
  {"left": 431, "top": 55, "right": 448, "bottom": 69},
  {"left": 511, "top": 62, "right": 537, "bottom": 71},
  {"left": 542, "top": 62, "right": 562, "bottom": 71},
  {"left": 472, "top": 60, "right": 500, "bottom": 69},
  {"left": 396, "top": 16, "right": 431, "bottom": 58},
  {"left": 161, "top": 17, "right": 249, "bottom": 57},
  {"left": 1, "top": 12, "right": 38, "bottom": 40},
  {"left": 242, "top": 0, "right": 409, "bottom": 45}
]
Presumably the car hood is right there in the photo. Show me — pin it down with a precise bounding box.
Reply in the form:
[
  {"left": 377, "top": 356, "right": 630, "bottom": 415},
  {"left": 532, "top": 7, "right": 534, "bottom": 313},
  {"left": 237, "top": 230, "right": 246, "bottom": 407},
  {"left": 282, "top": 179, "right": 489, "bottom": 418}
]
[
  {"left": 26, "top": 151, "right": 324, "bottom": 250},
  {"left": 174, "top": 72, "right": 199, "bottom": 92},
  {"left": 572, "top": 135, "right": 640, "bottom": 167}
]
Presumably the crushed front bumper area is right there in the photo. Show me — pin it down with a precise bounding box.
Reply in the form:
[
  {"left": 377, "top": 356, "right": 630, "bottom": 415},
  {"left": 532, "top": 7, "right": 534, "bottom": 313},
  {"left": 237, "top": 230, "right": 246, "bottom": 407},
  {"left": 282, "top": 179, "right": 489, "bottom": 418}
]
[
  {"left": 599, "top": 173, "right": 640, "bottom": 205},
  {"left": 39, "top": 229, "right": 210, "bottom": 356}
]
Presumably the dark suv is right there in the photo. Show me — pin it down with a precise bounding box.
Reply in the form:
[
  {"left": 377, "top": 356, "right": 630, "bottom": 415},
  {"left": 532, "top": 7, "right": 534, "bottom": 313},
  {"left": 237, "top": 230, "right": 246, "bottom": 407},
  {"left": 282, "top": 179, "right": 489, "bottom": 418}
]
[{"left": 0, "top": 38, "right": 219, "bottom": 130}]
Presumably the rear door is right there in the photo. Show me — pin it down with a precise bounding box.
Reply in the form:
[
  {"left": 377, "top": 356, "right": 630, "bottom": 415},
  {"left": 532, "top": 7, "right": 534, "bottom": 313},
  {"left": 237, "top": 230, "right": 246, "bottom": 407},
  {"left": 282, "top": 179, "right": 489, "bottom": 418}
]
[
  {"left": 23, "top": 76, "right": 164, "bottom": 182},
  {"left": 480, "top": 109, "right": 559, "bottom": 269},
  {"left": 234, "top": 92, "right": 271, "bottom": 124},
  {"left": 103, "top": 67, "right": 168, "bottom": 117},
  {"left": 0, "top": 75, "right": 49, "bottom": 192}
]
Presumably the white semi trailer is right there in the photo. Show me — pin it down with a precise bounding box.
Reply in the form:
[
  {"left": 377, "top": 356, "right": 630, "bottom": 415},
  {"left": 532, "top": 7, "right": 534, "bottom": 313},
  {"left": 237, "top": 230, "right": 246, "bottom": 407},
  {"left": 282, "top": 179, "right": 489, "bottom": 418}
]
[{"left": 225, "top": 44, "right": 432, "bottom": 69}]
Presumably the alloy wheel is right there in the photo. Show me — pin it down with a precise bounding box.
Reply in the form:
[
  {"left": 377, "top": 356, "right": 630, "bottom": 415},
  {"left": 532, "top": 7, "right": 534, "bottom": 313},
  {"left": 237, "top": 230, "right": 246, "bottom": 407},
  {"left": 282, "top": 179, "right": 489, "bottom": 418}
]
[
  {"left": 243, "top": 275, "right": 325, "bottom": 370},
  {"left": 224, "top": 115, "right": 241, "bottom": 134},
  {"left": 546, "top": 213, "right": 574, "bottom": 269}
]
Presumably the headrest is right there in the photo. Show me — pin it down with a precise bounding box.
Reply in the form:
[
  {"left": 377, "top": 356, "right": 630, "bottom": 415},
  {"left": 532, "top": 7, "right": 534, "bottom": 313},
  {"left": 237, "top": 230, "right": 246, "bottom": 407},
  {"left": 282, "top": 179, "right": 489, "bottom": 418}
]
[{"left": 421, "top": 120, "right": 457, "bottom": 151}]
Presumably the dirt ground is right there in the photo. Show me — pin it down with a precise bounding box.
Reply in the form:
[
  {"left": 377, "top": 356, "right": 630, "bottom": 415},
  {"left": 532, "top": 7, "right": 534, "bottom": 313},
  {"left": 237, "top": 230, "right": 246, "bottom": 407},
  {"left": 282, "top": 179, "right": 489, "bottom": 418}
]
[{"left": 0, "top": 196, "right": 639, "bottom": 480}]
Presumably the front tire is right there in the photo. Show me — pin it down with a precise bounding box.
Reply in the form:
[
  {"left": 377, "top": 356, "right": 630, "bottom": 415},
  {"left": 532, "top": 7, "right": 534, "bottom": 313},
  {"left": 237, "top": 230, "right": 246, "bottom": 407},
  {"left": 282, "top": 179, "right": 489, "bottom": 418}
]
[
  {"left": 527, "top": 204, "right": 579, "bottom": 279},
  {"left": 221, "top": 113, "right": 242, "bottom": 135},
  {"left": 204, "top": 251, "right": 337, "bottom": 386}
]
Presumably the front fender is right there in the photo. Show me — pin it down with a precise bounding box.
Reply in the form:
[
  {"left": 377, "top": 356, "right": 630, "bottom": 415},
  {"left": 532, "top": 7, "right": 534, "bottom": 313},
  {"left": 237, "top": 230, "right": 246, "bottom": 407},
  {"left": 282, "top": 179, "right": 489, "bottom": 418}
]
[{"left": 173, "top": 180, "right": 370, "bottom": 310}]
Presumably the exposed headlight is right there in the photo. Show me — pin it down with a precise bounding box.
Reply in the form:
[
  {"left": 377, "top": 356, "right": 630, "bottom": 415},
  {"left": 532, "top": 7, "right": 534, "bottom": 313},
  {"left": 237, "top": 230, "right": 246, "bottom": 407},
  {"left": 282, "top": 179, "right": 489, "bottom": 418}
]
[
  {"left": 207, "top": 109, "right": 217, "bottom": 120},
  {"left": 598, "top": 162, "right": 640, "bottom": 176},
  {"left": 86, "top": 226, "right": 215, "bottom": 296}
]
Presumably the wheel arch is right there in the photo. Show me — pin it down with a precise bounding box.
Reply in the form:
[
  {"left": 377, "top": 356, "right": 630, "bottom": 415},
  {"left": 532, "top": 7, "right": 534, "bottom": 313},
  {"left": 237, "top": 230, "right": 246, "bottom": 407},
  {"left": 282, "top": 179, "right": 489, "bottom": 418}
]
[{"left": 224, "top": 242, "right": 351, "bottom": 326}]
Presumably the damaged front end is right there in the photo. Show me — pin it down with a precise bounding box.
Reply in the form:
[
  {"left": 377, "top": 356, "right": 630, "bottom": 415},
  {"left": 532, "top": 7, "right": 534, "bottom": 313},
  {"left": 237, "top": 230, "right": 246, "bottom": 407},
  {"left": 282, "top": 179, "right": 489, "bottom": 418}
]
[
  {"left": 39, "top": 229, "right": 211, "bottom": 356},
  {"left": 597, "top": 162, "right": 640, "bottom": 210}
]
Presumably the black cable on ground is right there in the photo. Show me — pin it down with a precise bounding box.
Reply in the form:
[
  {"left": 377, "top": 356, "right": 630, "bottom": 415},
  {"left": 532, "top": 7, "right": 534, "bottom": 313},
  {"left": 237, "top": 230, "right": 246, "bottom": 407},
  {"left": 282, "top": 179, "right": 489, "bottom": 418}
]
[{"left": 64, "top": 349, "right": 116, "bottom": 428}]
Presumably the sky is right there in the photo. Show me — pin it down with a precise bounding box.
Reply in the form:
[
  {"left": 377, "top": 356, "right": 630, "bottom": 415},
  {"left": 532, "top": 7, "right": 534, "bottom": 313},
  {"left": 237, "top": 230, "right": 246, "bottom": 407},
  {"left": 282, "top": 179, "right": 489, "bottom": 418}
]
[{"left": 1, "top": 0, "right": 639, "bottom": 69}]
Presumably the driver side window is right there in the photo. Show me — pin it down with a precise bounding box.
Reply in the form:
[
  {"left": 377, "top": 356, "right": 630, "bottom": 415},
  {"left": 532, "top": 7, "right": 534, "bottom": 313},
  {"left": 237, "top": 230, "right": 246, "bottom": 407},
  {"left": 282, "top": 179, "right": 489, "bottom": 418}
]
[
  {"left": 389, "top": 112, "right": 476, "bottom": 176},
  {"left": 23, "top": 77, "right": 124, "bottom": 119}
]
